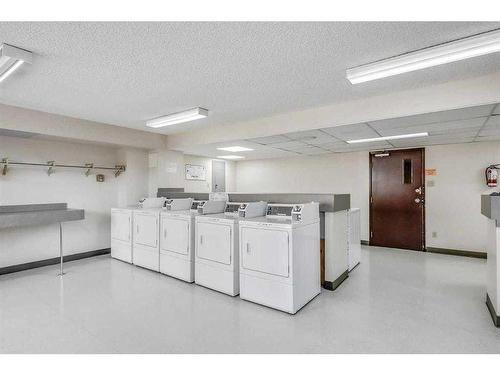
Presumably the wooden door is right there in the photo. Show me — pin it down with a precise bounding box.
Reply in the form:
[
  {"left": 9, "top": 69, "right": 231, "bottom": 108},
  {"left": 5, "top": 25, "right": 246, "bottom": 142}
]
[{"left": 370, "top": 148, "right": 425, "bottom": 251}]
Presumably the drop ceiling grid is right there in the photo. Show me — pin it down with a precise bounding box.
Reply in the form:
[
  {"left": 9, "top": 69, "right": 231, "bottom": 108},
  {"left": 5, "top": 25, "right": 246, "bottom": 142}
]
[{"left": 209, "top": 103, "right": 500, "bottom": 159}]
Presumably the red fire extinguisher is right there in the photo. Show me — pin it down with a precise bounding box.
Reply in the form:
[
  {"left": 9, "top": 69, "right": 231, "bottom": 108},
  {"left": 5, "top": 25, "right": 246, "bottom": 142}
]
[{"left": 486, "top": 165, "right": 499, "bottom": 187}]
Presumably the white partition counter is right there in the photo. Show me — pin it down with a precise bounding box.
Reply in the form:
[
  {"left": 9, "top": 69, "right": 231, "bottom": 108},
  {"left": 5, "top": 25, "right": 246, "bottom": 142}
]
[{"left": 481, "top": 194, "right": 500, "bottom": 327}]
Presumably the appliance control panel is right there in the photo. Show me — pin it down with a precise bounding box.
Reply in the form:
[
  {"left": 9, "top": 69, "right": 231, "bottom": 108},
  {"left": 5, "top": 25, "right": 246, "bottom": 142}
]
[
  {"left": 238, "top": 201, "right": 267, "bottom": 219},
  {"left": 197, "top": 200, "right": 227, "bottom": 215},
  {"left": 190, "top": 200, "right": 206, "bottom": 212},
  {"left": 164, "top": 198, "right": 193, "bottom": 211},
  {"left": 224, "top": 202, "right": 242, "bottom": 217},
  {"left": 266, "top": 202, "right": 319, "bottom": 222}
]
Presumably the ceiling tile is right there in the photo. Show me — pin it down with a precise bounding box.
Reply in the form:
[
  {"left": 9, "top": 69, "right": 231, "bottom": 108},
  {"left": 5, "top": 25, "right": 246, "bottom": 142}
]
[
  {"left": 270, "top": 140, "right": 307, "bottom": 150},
  {"left": 374, "top": 117, "right": 486, "bottom": 136},
  {"left": 478, "top": 127, "right": 500, "bottom": 137},
  {"left": 247, "top": 135, "right": 291, "bottom": 145},
  {"left": 324, "top": 140, "right": 392, "bottom": 152},
  {"left": 292, "top": 146, "right": 332, "bottom": 155},
  {"left": 475, "top": 135, "right": 500, "bottom": 142},
  {"left": 390, "top": 134, "right": 474, "bottom": 147},
  {"left": 322, "top": 123, "right": 379, "bottom": 141},
  {"left": 483, "top": 115, "right": 500, "bottom": 127},
  {"left": 368, "top": 104, "right": 495, "bottom": 130}
]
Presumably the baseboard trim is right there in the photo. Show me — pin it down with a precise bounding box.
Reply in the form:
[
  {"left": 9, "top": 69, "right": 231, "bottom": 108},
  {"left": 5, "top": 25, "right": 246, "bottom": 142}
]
[
  {"left": 0, "top": 248, "right": 111, "bottom": 276},
  {"left": 426, "top": 247, "right": 487, "bottom": 259},
  {"left": 322, "top": 270, "right": 349, "bottom": 291},
  {"left": 486, "top": 293, "right": 500, "bottom": 328}
]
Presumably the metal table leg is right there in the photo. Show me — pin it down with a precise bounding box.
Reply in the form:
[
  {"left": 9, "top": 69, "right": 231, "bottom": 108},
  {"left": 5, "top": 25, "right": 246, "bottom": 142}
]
[{"left": 58, "top": 222, "right": 65, "bottom": 276}]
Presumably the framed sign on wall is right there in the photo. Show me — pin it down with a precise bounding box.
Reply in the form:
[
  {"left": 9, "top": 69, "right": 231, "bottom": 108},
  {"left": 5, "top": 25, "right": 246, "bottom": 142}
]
[{"left": 185, "top": 164, "right": 206, "bottom": 180}]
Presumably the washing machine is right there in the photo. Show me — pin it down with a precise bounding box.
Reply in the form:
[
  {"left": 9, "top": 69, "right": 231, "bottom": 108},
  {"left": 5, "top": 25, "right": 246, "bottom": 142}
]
[
  {"left": 111, "top": 208, "right": 134, "bottom": 263},
  {"left": 238, "top": 202, "right": 320, "bottom": 314},
  {"left": 159, "top": 198, "right": 197, "bottom": 282},
  {"left": 111, "top": 198, "right": 165, "bottom": 264},
  {"left": 195, "top": 201, "right": 267, "bottom": 296},
  {"left": 132, "top": 208, "right": 162, "bottom": 272}
]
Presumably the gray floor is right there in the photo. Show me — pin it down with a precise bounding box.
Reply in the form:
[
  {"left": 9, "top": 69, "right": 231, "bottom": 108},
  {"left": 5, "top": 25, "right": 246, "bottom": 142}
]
[{"left": 1, "top": 246, "right": 500, "bottom": 353}]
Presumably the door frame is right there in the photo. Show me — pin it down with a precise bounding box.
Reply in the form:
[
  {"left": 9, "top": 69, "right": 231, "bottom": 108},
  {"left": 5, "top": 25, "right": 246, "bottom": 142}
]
[{"left": 369, "top": 148, "right": 426, "bottom": 251}]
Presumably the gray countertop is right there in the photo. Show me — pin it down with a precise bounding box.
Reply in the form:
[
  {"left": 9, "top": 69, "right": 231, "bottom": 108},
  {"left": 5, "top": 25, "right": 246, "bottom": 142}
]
[{"left": 0, "top": 203, "right": 85, "bottom": 229}]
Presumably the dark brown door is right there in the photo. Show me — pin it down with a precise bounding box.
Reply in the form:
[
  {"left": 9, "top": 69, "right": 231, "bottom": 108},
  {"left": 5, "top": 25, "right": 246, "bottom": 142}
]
[{"left": 370, "top": 148, "right": 425, "bottom": 251}]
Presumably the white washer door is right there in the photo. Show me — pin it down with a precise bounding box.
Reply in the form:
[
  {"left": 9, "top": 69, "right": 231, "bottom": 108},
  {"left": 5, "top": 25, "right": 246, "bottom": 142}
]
[
  {"left": 111, "top": 210, "right": 131, "bottom": 242},
  {"left": 241, "top": 227, "right": 289, "bottom": 277},
  {"left": 196, "top": 222, "right": 232, "bottom": 265},
  {"left": 134, "top": 212, "right": 158, "bottom": 248},
  {"left": 162, "top": 217, "right": 189, "bottom": 255}
]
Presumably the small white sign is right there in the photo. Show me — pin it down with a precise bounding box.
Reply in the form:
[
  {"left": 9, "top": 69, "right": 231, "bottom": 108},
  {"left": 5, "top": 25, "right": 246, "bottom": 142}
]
[{"left": 185, "top": 164, "right": 206, "bottom": 180}]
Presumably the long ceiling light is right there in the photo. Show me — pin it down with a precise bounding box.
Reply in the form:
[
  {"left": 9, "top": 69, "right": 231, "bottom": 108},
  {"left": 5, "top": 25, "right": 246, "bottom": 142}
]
[
  {"left": 217, "top": 155, "right": 245, "bottom": 160},
  {"left": 216, "top": 146, "right": 254, "bottom": 152},
  {"left": 146, "top": 107, "right": 208, "bottom": 128},
  {"left": 346, "top": 29, "right": 500, "bottom": 84},
  {"left": 346, "top": 132, "right": 428, "bottom": 144},
  {"left": 0, "top": 44, "right": 32, "bottom": 83}
]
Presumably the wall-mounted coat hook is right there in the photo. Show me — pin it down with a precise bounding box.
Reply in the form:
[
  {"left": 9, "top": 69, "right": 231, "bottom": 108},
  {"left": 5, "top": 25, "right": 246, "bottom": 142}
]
[
  {"left": 1, "top": 158, "right": 8, "bottom": 176},
  {"left": 114, "top": 165, "right": 126, "bottom": 177},
  {"left": 85, "top": 163, "right": 94, "bottom": 177},
  {"left": 47, "top": 161, "right": 55, "bottom": 176}
]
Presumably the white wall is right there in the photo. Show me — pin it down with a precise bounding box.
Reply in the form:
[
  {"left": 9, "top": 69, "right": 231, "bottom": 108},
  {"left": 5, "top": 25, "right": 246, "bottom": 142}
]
[
  {"left": 235, "top": 141, "right": 500, "bottom": 254},
  {"left": 148, "top": 151, "right": 236, "bottom": 195},
  {"left": 235, "top": 152, "right": 370, "bottom": 240},
  {"left": 425, "top": 142, "right": 498, "bottom": 252},
  {"left": 0, "top": 103, "right": 166, "bottom": 150},
  {"left": 0, "top": 135, "right": 148, "bottom": 268}
]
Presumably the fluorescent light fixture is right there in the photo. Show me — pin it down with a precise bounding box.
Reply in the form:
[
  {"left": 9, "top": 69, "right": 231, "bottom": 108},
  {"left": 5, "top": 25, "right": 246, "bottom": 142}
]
[
  {"left": 217, "top": 155, "right": 245, "bottom": 160},
  {"left": 216, "top": 146, "right": 254, "bottom": 152},
  {"left": 146, "top": 107, "right": 208, "bottom": 128},
  {"left": 0, "top": 44, "right": 32, "bottom": 84},
  {"left": 347, "top": 132, "right": 428, "bottom": 144},
  {"left": 346, "top": 29, "right": 500, "bottom": 84}
]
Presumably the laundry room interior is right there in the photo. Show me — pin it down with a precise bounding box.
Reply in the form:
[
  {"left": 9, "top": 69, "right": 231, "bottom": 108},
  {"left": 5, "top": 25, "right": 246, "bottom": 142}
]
[{"left": 2, "top": 17, "right": 500, "bottom": 359}]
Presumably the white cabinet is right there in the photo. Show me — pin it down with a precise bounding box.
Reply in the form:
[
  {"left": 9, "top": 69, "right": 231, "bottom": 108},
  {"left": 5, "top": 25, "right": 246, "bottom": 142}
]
[
  {"left": 111, "top": 208, "right": 133, "bottom": 263},
  {"left": 241, "top": 227, "right": 289, "bottom": 278},
  {"left": 159, "top": 212, "right": 195, "bottom": 282},
  {"left": 161, "top": 216, "right": 190, "bottom": 255},
  {"left": 132, "top": 210, "right": 160, "bottom": 272},
  {"left": 196, "top": 222, "right": 232, "bottom": 265},
  {"left": 134, "top": 211, "right": 159, "bottom": 248},
  {"left": 194, "top": 215, "right": 239, "bottom": 296},
  {"left": 111, "top": 209, "right": 132, "bottom": 242}
]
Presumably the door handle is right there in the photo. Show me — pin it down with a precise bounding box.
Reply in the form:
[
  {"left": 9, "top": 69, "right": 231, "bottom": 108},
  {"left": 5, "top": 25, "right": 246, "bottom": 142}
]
[
  {"left": 414, "top": 198, "right": 421, "bottom": 203},
  {"left": 200, "top": 235, "right": 203, "bottom": 245},
  {"left": 415, "top": 187, "right": 422, "bottom": 194},
  {"left": 164, "top": 228, "right": 167, "bottom": 238},
  {"left": 246, "top": 243, "right": 250, "bottom": 253}
]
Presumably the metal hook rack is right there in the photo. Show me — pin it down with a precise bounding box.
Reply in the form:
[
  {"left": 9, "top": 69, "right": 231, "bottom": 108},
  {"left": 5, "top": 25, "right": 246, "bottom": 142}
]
[{"left": 0, "top": 157, "right": 126, "bottom": 178}]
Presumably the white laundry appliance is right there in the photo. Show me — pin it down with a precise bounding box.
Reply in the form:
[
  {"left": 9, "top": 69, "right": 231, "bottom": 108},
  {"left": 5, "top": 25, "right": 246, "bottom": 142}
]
[
  {"left": 111, "top": 208, "right": 134, "bottom": 263},
  {"left": 159, "top": 198, "right": 197, "bottom": 282},
  {"left": 347, "top": 208, "right": 361, "bottom": 271},
  {"left": 238, "top": 202, "right": 321, "bottom": 314},
  {"left": 132, "top": 208, "right": 162, "bottom": 272},
  {"left": 111, "top": 198, "right": 165, "bottom": 264},
  {"left": 195, "top": 201, "right": 267, "bottom": 296}
]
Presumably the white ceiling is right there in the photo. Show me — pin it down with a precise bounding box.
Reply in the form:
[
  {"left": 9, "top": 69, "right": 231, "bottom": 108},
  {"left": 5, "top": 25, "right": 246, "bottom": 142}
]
[
  {"left": 179, "top": 103, "right": 500, "bottom": 160},
  {"left": 1, "top": 22, "right": 500, "bottom": 135}
]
